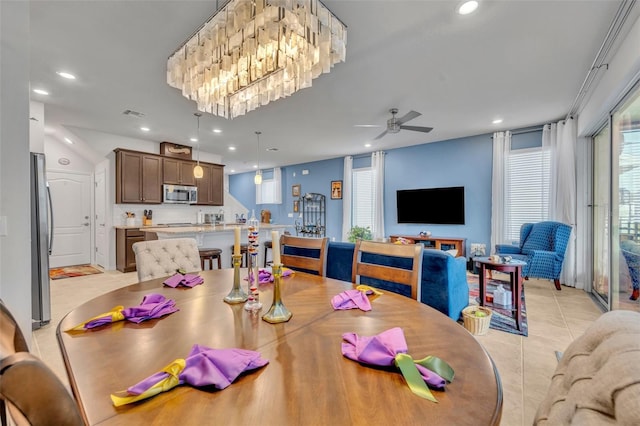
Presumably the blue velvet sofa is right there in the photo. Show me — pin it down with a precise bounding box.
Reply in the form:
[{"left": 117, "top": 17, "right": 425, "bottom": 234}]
[{"left": 324, "top": 242, "right": 469, "bottom": 320}]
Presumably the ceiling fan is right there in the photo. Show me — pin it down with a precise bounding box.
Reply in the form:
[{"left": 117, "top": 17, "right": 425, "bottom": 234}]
[{"left": 374, "top": 108, "right": 433, "bottom": 140}]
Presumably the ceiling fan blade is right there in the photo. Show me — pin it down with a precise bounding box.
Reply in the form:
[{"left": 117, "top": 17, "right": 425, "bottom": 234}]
[
  {"left": 400, "top": 125, "right": 433, "bottom": 133},
  {"left": 373, "top": 129, "right": 388, "bottom": 140},
  {"left": 396, "top": 110, "right": 422, "bottom": 125}
]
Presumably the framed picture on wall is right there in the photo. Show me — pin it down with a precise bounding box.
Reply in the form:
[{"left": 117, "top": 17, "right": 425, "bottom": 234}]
[
  {"left": 293, "top": 200, "right": 300, "bottom": 212},
  {"left": 292, "top": 184, "right": 301, "bottom": 197},
  {"left": 331, "top": 180, "right": 343, "bottom": 199}
]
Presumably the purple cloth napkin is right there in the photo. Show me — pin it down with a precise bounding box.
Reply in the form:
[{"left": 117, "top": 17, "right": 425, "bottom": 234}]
[
  {"left": 341, "top": 327, "right": 446, "bottom": 389},
  {"left": 83, "top": 294, "right": 178, "bottom": 329},
  {"left": 127, "top": 344, "right": 269, "bottom": 394},
  {"left": 163, "top": 272, "right": 204, "bottom": 288},
  {"left": 331, "top": 289, "right": 372, "bottom": 311},
  {"left": 121, "top": 293, "right": 179, "bottom": 323},
  {"left": 246, "top": 268, "right": 294, "bottom": 284}
]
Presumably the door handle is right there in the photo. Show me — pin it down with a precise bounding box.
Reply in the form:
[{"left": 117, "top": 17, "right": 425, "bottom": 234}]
[{"left": 83, "top": 222, "right": 90, "bottom": 226}]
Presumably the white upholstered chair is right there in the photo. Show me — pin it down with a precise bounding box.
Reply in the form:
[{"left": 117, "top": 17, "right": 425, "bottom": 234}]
[
  {"left": 534, "top": 310, "right": 640, "bottom": 425},
  {"left": 132, "top": 238, "right": 202, "bottom": 282}
]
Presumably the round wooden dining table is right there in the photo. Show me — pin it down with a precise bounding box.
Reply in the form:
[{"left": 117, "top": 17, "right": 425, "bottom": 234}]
[{"left": 57, "top": 269, "right": 502, "bottom": 425}]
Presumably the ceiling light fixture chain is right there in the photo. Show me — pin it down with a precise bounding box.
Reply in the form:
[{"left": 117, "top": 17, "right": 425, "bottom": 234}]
[{"left": 193, "top": 112, "right": 204, "bottom": 178}]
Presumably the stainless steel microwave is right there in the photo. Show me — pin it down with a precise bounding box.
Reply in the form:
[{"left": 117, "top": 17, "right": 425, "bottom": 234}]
[{"left": 163, "top": 184, "right": 197, "bottom": 204}]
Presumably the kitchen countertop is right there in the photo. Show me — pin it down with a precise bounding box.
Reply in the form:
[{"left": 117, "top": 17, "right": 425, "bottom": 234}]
[{"left": 137, "top": 223, "right": 291, "bottom": 233}]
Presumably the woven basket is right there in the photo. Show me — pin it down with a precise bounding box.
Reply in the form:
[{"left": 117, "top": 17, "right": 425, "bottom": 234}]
[{"left": 462, "top": 306, "right": 492, "bottom": 335}]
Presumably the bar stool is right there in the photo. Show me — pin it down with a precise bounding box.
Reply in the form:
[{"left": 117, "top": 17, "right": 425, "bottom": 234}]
[
  {"left": 229, "top": 243, "right": 249, "bottom": 267},
  {"left": 199, "top": 248, "right": 222, "bottom": 270},
  {"left": 263, "top": 240, "right": 273, "bottom": 267},
  {"left": 263, "top": 231, "right": 289, "bottom": 267}
]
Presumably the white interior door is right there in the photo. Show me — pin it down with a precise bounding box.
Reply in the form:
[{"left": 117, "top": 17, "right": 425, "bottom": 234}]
[
  {"left": 95, "top": 170, "right": 107, "bottom": 267},
  {"left": 48, "top": 171, "right": 92, "bottom": 267}
]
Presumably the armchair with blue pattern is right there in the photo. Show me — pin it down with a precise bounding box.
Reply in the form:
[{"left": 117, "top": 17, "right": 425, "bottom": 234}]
[{"left": 495, "top": 221, "right": 572, "bottom": 290}]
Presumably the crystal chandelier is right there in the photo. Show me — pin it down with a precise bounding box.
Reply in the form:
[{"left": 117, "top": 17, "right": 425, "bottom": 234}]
[{"left": 167, "top": 0, "right": 347, "bottom": 119}]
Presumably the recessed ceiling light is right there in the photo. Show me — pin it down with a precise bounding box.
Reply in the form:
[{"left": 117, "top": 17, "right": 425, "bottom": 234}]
[
  {"left": 56, "top": 71, "right": 76, "bottom": 80},
  {"left": 253, "top": 164, "right": 258, "bottom": 169},
  {"left": 33, "top": 89, "right": 49, "bottom": 95},
  {"left": 213, "top": 129, "right": 222, "bottom": 133},
  {"left": 64, "top": 137, "right": 73, "bottom": 144},
  {"left": 228, "top": 146, "right": 236, "bottom": 151},
  {"left": 230, "top": 169, "right": 235, "bottom": 173},
  {"left": 140, "top": 127, "right": 150, "bottom": 132},
  {"left": 458, "top": 1, "right": 478, "bottom": 15},
  {"left": 492, "top": 119, "right": 503, "bottom": 124},
  {"left": 364, "top": 143, "right": 372, "bottom": 148},
  {"left": 354, "top": 124, "right": 381, "bottom": 128},
  {"left": 190, "top": 137, "right": 198, "bottom": 142}
]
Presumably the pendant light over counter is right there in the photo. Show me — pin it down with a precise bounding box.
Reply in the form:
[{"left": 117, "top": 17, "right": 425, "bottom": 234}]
[
  {"left": 254, "top": 131, "right": 262, "bottom": 185},
  {"left": 193, "top": 112, "right": 203, "bottom": 179}
]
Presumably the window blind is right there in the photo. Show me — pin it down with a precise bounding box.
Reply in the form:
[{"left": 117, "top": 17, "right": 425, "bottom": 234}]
[
  {"left": 505, "top": 148, "right": 550, "bottom": 242},
  {"left": 352, "top": 168, "right": 373, "bottom": 229}
]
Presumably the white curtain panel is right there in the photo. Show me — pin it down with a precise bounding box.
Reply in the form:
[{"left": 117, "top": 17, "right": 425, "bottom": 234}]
[
  {"left": 544, "top": 119, "right": 577, "bottom": 287},
  {"left": 371, "top": 151, "right": 385, "bottom": 240},
  {"left": 273, "top": 167, "right": 282, "bottom": 204},
  {"left": 341, "top": 156, "right": 353, "bottom": 242},
  {"left": 490, "top": 131, "right": 511, "bottom": 252}
]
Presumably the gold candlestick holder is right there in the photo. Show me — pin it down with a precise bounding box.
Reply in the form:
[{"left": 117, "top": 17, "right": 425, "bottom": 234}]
[
  {"left": 224, "top": 254, "right": 248, "bottom": 304},
  {"left": 262, "top": 263, "right": 292, "bottom": 323}
]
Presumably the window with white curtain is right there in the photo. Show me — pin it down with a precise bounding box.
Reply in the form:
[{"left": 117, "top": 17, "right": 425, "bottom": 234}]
[
  {"left": 505, "top": 147, "right": 551, "bottom": 242},
  {"left": 352, "top": 167, "right": 374, "bottom": 229},
  {"left": 256, "top": 168, "right": 282, "bottom": 204}
]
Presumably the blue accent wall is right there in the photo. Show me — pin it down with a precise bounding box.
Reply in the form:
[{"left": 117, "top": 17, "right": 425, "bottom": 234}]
[{"left": 229, "top": 130, "right": 542, "bottom": 255}]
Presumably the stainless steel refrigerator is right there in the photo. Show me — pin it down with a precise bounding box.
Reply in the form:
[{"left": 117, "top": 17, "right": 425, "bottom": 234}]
[{"left": 31, "top": 152, "right": 53, "bottom": 329}]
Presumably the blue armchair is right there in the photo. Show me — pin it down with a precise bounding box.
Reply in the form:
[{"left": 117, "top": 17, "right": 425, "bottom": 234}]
[{"left": 495, "top": 221, "right": 572, "bottom": 290}]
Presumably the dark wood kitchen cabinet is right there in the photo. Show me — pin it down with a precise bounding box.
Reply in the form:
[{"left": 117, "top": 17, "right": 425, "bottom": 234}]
[
  {"left": 116, "top": 228, "right": 145, "bottom": 272},
  {"left": 115, "top": 149, "right": 162, "bottom": 204},
  {"left": 195, "top": 163, "right": 224, "bottom": 206},
  {"left": 162, "top": 158, "right": 196, "bottom": 186}
]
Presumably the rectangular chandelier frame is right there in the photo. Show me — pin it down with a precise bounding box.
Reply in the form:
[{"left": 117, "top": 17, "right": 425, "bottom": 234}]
[{"left": 167, "top": 0, "right": 347, "bottom": 119}]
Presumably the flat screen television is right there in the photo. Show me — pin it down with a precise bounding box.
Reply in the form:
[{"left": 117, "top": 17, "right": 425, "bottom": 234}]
[{"left": 396, "top": 186, "right": 465, "bottom": 225}]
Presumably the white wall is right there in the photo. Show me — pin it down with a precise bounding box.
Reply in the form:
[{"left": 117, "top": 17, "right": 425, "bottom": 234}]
[
  {"left": 0, "top": 1, "right": 32, "bottom": 341},
  {"left": 45, "top": 135, "right": 95, "bottom": 174}
]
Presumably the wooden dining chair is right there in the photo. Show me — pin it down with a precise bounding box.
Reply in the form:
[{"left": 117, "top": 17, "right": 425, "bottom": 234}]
[
  {"left": 352, "top": 240, "right": 423, "bottom": 300},
  {"left": 0, "top": 300, "right": 28, "bottom": 358},
  {"left": 0, "top": 352, "right": 84, "bottom": 426},
  {"left": 280, "top": 235, "right": 329, "bottom": 276}
]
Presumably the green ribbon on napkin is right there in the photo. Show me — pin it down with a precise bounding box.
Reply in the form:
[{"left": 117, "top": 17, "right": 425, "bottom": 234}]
[
  {"left": 394, "top": 354, "right": 455, "bottom": 402},
  {"left": 414, "top": 355, "right": 455, "bottom": 383}
]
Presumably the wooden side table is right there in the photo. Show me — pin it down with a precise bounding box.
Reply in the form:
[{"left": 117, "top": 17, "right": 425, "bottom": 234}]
[{"left": 474, "top": 257, "right": 527, "bottom": 331}]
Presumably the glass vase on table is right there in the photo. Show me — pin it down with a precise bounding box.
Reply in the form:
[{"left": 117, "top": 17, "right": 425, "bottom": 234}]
[{"left": 244, "top": 210, "right": 262, "bottom": 312}]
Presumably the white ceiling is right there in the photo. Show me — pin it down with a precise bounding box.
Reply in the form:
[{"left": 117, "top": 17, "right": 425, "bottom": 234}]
[{"left": 29, "top": 1, "right": 628, "bottom": 174}]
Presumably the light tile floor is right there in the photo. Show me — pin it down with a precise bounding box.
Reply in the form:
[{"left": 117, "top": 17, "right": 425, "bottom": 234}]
[{"left": 32, "top": 270, "right": 603, "bottom": 426}]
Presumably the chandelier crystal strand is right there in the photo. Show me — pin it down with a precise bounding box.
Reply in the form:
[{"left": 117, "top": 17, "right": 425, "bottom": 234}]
[{"left": 167, "top": 0, "right": 347, "bottom": 119}]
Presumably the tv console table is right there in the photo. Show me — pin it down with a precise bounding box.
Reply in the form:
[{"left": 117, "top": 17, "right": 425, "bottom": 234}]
[{"left": 389, "top": 235, "right": 466, "bottom": 257}]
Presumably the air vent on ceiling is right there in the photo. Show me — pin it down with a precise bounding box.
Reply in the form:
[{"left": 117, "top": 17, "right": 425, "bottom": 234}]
[{"left": 122, "top": 109, "right": 145, "bottom": 118}]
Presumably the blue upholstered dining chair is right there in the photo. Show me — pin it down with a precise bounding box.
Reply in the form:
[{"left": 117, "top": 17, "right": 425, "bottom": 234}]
[{"left": 495, "top": 221, "right": 572, "bottom": 290}]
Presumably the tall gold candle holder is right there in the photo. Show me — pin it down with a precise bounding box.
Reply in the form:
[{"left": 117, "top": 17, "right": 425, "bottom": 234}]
[
  {"left": 262, "top": 263, "right": 292, "bottom": 323},
  {"left": 224, "top": 254, "right": 248, "bottom": 304}
]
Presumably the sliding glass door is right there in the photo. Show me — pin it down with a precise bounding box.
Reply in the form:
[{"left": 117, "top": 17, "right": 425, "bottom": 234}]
[
  {"left": 593, "top": 81, "right": 640, "bottom": 312},
  {"left": 613, "top": 85, "right": 640, "bottom": 311}
]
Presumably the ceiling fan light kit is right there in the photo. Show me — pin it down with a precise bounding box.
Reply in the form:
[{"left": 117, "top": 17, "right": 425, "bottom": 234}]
[
  {"left": 374, "top": 108, "right": 433, "bottom": 140},
  {"left": 167, "top": 0, "right": 347, "bottom": 119}
]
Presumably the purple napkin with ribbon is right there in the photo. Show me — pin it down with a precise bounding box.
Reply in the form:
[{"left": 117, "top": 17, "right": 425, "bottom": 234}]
[
  {"left": 111, "top": 344, "right": 269, "bottom": 406},
  {"left": 121, "top": 293, "right": 179, "bottom": 323},
  {"left": 163, "top": 272, "right": 204, "bottom": 288},
  {"left": 68, "top": 293, "right": 179, "bottom": 331},
  {"left": 342, "top": 327, "right": 446, "bottom": 389},
  {"left": 331, "top": 289, "right": 372, "bottom": 311},
  {"left": 247, "top": 267, "right": 294, "bottom": 284}
]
